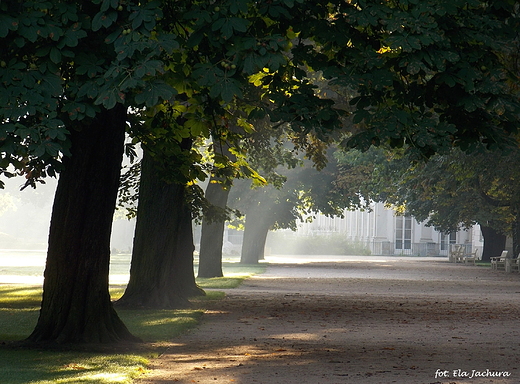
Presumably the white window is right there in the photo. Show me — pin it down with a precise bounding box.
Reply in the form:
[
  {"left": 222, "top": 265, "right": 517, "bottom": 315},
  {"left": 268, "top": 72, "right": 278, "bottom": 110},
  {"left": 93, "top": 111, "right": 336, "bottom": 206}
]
[
  {"left": 396, "top": 215, "right": 412, "bottom": 249},
  {"left": 440, "top": 232, "right": 457, "bottom": 251}
]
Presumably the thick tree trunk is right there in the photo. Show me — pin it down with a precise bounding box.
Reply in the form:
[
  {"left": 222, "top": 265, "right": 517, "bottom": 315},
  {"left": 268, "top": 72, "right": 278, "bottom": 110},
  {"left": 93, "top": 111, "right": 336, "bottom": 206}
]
[
  {"left": 198, "top": 140, "right": 235, "bottom": 278},
  {"left": 27, "top": 105, "right": 138, "bottom": 344},
  {"left": 240, "top": 208, "right": 270, "bottom": 264},
  {"left": 116, "top": 149, "right": 204, "bottom": 309},
  {"left": 480, "top": 224, "right": 506, "bottom": 263},
  {"left": 197, "top": 179, "right": 231, "bottom": 278}
]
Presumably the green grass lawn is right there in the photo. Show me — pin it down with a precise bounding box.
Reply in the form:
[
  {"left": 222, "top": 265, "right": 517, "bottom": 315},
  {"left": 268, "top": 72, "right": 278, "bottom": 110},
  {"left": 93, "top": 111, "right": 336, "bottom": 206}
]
[
  {"left": 0, "top": 262, "right": 265, "bottom": 384},
  {"left": 475, "top": 261, "right": 491, "bottom": 267}
]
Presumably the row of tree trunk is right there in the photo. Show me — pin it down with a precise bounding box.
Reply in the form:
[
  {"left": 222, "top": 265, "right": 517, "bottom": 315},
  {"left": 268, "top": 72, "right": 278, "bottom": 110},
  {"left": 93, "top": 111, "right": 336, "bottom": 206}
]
[
  {"left": 27, "top": 109, "right": 209, "bottom": 344},
  {"left": 27, "top": 106, "right": 267, "bottom": 344},
  {"left": 26, "top": 106, "right": 509, "bottom": 344}
]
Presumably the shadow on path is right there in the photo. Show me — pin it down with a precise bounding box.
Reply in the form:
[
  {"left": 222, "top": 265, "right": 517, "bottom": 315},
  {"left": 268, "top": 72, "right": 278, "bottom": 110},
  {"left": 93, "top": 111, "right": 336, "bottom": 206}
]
[{"left": 138, "top": 259, "right": 520, "bottom": 384}]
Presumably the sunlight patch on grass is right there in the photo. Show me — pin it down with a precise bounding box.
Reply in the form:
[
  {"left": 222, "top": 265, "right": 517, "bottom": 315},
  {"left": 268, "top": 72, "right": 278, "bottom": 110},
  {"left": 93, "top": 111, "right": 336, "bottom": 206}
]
[
  {"left": 0, "top": 285, "right": 42, "bottom": 308},
  {"left": 222, "top": 262, "right": 267, "bottom": 276},
  {"left": 0, "top": 350, "right": 148, "bottom": 384},
  {"left": 109, "top": 287, "right": 125, "bottom": 301},
  {"left": 197, "top": 276, "right": 245, "bottom": 289},
  {"left": 197, "top": 263, "right": 267, "bottom": 289},
  {"left": 49, "top": 372, "right": 130, "bottom": 383},
  {"left": 194, "top": 290, "right": 225, "bottom": 302},
  {"left": 118, "top": 309, "right": 204, "bottom": 342},
  {"left": 29, "top": 354, "right": 148, "bottom": 384}
]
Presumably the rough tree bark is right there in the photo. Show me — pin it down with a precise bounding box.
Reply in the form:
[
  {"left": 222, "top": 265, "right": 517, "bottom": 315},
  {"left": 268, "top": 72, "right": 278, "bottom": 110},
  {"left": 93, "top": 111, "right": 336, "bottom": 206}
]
[
  {"left": 480, "top": 224, "right": 507, "bottom": 263},
  {"left": 240, "top": 206, "right": 271, "bottom": 264},
  {"left": 116, "top": 149, "right": 204, "bottom": 309},
  {"left": 27, "top": 105, "right": 138, "bottom": 344},
  {"left": 197, "top": 179, "right": 231, "bottom": 278}
]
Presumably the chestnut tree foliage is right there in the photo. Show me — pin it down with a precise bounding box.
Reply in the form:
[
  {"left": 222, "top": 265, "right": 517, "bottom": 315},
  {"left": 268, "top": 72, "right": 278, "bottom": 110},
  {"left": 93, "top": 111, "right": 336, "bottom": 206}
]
[{"left": 0, "top": 0, "right": 518, "bottom": 343}]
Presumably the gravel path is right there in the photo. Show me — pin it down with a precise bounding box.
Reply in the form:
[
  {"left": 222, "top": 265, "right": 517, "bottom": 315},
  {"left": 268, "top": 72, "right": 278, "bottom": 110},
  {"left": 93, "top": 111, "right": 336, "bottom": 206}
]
[{"left": 137, "top": 257, "right": 520, "bottom": 384}]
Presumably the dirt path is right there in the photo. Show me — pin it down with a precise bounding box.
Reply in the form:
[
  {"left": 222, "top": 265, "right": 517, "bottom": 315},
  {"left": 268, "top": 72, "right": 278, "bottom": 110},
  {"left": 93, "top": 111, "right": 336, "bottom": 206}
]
[{"left": 137, "top": 258, "right": 520, "bottom": 384}]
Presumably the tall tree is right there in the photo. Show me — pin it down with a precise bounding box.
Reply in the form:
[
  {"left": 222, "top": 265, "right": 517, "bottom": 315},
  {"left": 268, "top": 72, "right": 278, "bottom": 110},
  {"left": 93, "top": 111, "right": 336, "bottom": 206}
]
[
  {"left": 115, "top": 0, "right": 346, "bottom": 294},
  {"left": 27, "top": 106, "right": 139, "bottom": 343},
  {"left": 197, "top": 118, "right": 296, "bottom": 275},
  {"left": 237, "top": 184, "right": 298, "bottom": 263},
  {"left": 1, "top": 0, "right": 178, "bottom": 343},
  {"left": 197, "top": 141, "right": 235, "bottom": 278},
  {"left": 116, "top": 147, "right": 204, "bottom": 309},
  {"left": 231, "top": 146, "right": 348, "bottom": 264}
]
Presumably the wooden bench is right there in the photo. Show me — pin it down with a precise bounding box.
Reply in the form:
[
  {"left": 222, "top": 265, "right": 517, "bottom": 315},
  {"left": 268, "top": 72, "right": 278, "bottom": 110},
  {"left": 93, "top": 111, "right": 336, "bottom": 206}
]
[
  {"left": 490, "top": 250, "right": 509, "bottom": 270},
  {"left": 463, "top": 249, "right": 479, "bottom": 265},
  {"left": 449, "top": 245, "right": 465, "bottom": 263},
  {"left": 505, "top": 253, "right": 520, "bottom": 273}
]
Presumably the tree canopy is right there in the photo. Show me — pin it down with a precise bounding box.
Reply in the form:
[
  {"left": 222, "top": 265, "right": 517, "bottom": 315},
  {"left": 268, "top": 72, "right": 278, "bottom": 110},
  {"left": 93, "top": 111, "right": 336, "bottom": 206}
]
[{"left": 2, "top": 0, "right": 519, "bottom": 188}]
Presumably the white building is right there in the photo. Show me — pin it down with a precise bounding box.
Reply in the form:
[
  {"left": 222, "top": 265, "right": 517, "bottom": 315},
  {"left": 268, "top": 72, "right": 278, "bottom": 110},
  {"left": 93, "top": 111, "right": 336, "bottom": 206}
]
[{"left": 293, "top": 202, "right": 482, "bottom": 257}]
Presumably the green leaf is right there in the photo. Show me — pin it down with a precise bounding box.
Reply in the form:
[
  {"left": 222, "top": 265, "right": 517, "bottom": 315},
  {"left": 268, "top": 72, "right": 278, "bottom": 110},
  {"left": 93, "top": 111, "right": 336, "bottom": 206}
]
[
  {"left": 134, "top": 81, "right": 176, "bottom": 106},
  {"left": 407, "top": 60, "right": 422, "bottom": 75},
  {"left": 50, "top": 47, "right": 61, "bottom": 64},
  {"left": 193, "top": 64, "right": 224, "bottom": 87},
  {"left": 104, "top": 28, "right": 122, "bottom": 44},
  {"left": 40, "top": 73, "right": 63, "bottom": 96},
  {"left": 248, "top": 108, "right": 266, "bottom": 120},
  {"left": 92, "top": 11, "right": 117, "bottom": 31},
  {"left": 186, "top": 118, "right": 209, "bottom": 138},
  {"left": 91, "top": 12, "right": 104, "bottom": 31},
  {"left": 266, "top": 53, "right": 286, "bottom": 71},
  {"left": 186, "top": 30, "right": 204, "bottom": 48},
  {"left": 353, "top": 109, "right": 371, "bottom": 124},
  {"left": 229, "top": 17, "right": 249, "bottom": 33},
  {"left": 134, "top": 60, "right": 164, "bottom": 79},
  {"left": 230, "top": 0, "right": 248, "bottom": 14},
  {"left": 96, "top": 89, "right": 118, "bottom": 109},
  {"left": 436, "top": 73, "right": 456, "bottom": 87},
  {"left": 243, "top": 53, "right": 269, "bottom": 74},
  {"left": 157, "top": 34, "right": 179, "bottom": 53},
  {"left": 212, "top": 17, "right": 249, "bottom": 39},
  {"left": 209, "top": 77, "right": 242, "bottom": 103},
  {"left": 62, "top": 102, "right": 86, "bottom": 120},
  {"left": 44, "top": 141, "right": 62, "bottom": 156},
  {"left": 0, "top": 15, "right": 17, "bottom": 37},
  {"left": 32, "top": 143, "right": 46, "bottom": 158}
]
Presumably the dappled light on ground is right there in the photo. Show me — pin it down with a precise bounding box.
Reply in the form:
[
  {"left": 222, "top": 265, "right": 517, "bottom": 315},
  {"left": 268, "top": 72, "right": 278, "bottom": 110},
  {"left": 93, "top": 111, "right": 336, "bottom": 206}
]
[{"left": 138, "top": 260, "right": 520, "bottom": 384}]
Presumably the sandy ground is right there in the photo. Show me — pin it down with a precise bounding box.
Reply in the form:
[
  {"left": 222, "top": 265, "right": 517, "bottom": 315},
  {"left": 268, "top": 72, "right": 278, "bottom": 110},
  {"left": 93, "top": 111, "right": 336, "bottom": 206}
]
[{"left": 137, "top": 257, "right": 520, "bottom": 384}]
